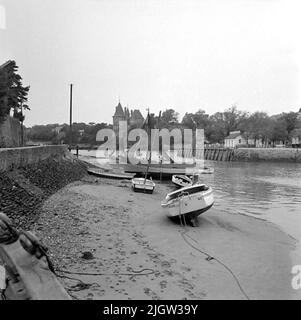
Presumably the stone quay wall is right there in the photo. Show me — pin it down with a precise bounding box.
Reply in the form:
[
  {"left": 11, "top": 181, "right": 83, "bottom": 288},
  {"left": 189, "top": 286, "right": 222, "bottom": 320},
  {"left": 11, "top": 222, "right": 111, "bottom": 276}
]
[{"left": 233, "top": 148, "right": 301, "bottom": 162}]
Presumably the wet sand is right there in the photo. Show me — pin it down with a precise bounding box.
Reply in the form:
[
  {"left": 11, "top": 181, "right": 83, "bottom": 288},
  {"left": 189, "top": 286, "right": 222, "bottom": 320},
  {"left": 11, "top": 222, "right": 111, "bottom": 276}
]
[{"left": 34, "top": 176, "right": 298, "bottom": 300}]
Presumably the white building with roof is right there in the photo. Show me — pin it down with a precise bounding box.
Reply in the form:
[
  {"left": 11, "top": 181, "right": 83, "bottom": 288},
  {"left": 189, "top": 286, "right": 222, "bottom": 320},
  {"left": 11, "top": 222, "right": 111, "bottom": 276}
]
[{"left": 224, "top": 131, "right": 246, "bottom": 148}]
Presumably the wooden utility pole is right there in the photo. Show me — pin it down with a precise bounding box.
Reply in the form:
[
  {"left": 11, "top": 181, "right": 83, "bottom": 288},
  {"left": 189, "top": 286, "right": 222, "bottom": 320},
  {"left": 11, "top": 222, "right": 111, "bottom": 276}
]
[{"left": 69, "top": 84, "right": 73, "bottom": 151}]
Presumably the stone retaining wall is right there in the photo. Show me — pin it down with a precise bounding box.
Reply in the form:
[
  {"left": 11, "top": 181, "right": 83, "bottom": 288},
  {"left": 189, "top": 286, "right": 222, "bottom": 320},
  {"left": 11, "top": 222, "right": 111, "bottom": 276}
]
[
  {"left": 0, "top": 146, "right": 86, "bottom": 230},
  {"left": 233, "top": 148, "right": 301, "bottom": 162},
  {"left": 0, "top": 145, "right": 69, "bottom": 171}
]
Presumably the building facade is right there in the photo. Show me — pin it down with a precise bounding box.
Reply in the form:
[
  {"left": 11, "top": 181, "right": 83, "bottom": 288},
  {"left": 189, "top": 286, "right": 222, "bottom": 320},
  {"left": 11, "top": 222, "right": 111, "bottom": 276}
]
[{"left": 224, "top": 131, "right": 246, "bottom": 148}]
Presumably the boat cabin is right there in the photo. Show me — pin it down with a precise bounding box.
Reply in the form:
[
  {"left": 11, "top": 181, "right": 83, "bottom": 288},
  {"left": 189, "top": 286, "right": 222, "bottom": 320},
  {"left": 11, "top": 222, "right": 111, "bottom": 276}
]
[{"left": 166, "top": 184, "right": 210, "bottom": 201}]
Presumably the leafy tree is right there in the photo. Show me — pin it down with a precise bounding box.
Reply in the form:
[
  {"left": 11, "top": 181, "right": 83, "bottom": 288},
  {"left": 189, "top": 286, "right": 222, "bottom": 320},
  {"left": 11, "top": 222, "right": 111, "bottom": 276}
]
[
  {"left": 182, "top": 109, "right": 209, "bottom": 129},
  {"left": 223, "top": 105, "right": 248, "bottom": 136},
  {"left": 203, "top": 106, "right": 248, "bottom": 143},
  {"left": 246, "top": 112, "right": 270, "bottom": 144},
  {"left": 270, "top": 119, "right": 288, "bottom": 145},
  {"left": 27, "top": 124, "right": 57, "bottom": 142},
  {"left": 207, "top": 112, "right": 227, "bottom": 143},
  {"left": 280, "top": 112, "right": 298, "bottom": 135},
  {"left": 0, "top": 60, "right": 30, "bottom": 124},
  {"left": 160, "top": 109, "right": 179, "bottom": 127}
]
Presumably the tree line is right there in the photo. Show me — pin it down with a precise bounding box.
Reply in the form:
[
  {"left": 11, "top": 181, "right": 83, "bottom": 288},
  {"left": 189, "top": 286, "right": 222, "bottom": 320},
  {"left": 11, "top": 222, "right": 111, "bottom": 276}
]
[
  {"left": 3, "top": 60, "right": 299, "bottom": 148},
  {"left": 27, "top": 122, "right": 112, "bottom": 146},
  {"left": 27, "top": 106, "right": 301, "bottom": 147},
  {"left": 160, "top": 106, "right": 301, "bottom": 146}
]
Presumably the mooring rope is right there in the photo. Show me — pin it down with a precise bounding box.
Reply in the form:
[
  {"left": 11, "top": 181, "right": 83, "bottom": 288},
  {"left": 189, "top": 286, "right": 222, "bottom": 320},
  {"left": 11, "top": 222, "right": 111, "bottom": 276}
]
[
  {"left": 177, "top": 195, "right": 250, "bottom": 300},
  {"left": 55, "top": 267, "right": 157, "bottom": 298},
  {"left": 55, "top": 267, "right": 156, "bottom": 277}
]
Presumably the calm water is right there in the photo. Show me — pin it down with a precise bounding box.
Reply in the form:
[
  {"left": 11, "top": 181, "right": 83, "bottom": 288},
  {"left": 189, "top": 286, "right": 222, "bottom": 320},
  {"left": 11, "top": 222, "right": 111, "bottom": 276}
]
[
  {"left": 200, "top": 161, "right": 301, "bottom": 218},
  {"left": 199, "top": 161, "right": 301, "bottom": 258}
]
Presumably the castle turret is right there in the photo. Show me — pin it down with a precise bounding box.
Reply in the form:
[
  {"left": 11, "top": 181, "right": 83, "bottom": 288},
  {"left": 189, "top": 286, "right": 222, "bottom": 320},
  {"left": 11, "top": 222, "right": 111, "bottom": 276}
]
[
  {"left": 113, "top": 102, "right": 125, "bottom": 133},
  {"left": 112, "top": 102, "right": 145, "bottom": 133}
]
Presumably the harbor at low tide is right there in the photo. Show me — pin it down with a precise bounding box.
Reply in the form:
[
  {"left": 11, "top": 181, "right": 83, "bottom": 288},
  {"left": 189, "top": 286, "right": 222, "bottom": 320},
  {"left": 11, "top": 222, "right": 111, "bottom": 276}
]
[
  {"left": 79, "top": 149, "right": 301, "bottom": 248},
  {"left": 53, "top": 149, "right": 301, "bottom": 299}
]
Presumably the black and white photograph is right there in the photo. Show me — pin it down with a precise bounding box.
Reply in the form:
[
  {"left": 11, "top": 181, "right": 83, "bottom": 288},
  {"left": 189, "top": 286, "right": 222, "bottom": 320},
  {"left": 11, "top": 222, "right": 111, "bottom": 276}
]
[{"left": 0, "top": 0, "right": 301, "bottom": 307}]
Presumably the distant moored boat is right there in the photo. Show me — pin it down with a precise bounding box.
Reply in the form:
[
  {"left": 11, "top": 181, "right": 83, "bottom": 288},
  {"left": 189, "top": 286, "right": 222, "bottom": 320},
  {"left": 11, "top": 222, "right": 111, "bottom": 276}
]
[
  {"left": 172, "top": 175, "right": 193, "bottom": 188},
  {"left": 131, "top": 178, "right": 155, "bottom": 194}
]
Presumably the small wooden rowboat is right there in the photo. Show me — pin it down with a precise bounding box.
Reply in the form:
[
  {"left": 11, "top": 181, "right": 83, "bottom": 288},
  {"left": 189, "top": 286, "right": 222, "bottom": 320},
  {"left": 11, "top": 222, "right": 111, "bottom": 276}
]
[
  {"left": 172, "top": 175, "right": 192, "bottom": 188},
  {"left": 131, "top": 178, "right": 155, "bottom": 194},
  {"left": 161, "top": 184, "right": 214, "bottom": 221}
]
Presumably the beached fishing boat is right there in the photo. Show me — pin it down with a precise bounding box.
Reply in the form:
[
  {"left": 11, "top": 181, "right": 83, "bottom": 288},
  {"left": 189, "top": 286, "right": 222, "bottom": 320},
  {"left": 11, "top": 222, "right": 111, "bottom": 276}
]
[
  {"left": 124, "top": 164, "right": 213, "bottom": 179},
  {"left": 123, "top": 162, "right": 195, "bottom": 179},
  {"left": 172, "top": 175, "right": 192, "bottom": 188},
  {"left": 123, "top": 155, "right": 212, "bottom": 178},
  {"left": 131, "top": 177, "right": 155, "bottom": 194},
  {"left": 161, "top": 184, "right": 214, "bottom": 221},
  {"left": 123, "top": 150, "right": 196, "bottom": 178},
  {"left": 87, "top": 168, "right": 134, "bottom": 180}
]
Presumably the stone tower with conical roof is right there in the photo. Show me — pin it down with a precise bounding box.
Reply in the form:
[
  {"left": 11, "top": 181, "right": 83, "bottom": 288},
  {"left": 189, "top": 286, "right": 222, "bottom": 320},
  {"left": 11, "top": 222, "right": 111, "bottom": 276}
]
[
  {"left": 113, "top": 101, "right": 126, "bottom": 134},
  {"left": 112, "top": 101, "right": 145, "bottom": 134}
]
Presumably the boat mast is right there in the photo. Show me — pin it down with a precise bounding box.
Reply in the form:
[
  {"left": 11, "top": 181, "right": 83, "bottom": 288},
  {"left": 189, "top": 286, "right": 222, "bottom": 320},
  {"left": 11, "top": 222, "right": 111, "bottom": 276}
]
[{"left": 144, "top": 108, "right": 151, "bottom": 183}]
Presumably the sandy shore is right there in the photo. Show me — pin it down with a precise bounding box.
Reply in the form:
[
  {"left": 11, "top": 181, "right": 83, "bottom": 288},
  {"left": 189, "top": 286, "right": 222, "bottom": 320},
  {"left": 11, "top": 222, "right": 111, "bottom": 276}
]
[{"left": 33, "top": 175, "right": 298, "bottom": 300}]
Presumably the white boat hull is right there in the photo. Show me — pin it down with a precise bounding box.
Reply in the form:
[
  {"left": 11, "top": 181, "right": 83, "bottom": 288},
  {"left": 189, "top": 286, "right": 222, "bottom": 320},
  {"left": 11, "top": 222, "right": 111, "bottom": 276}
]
[
  {"left": 131, "top": 178, "right": 155, "bottom": 194},
  {"left": 161, "top": 185, "right": 214, "bottom": 219},
  {"left": 172, "top": 175, "right": 192, "bottom": 188}
]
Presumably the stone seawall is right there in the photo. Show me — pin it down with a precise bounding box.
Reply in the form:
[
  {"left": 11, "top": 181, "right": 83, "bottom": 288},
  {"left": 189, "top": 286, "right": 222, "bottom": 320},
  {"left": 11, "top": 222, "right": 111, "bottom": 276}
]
[
  {"left": 0, "top": 145, "right": 69, "bottom": 171},
  {"left": 233, "top": 148, "right": 301, "bottom": 162},
  {"left": 0, "top": 146, "right": 87, "bottom": 229}
]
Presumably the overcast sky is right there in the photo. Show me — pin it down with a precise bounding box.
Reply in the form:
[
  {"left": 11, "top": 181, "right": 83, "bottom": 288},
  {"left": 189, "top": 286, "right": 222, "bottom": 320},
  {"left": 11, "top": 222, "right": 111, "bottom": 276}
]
[{"left": 0, "top": 0, "right": 300, "bottom": 126}]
